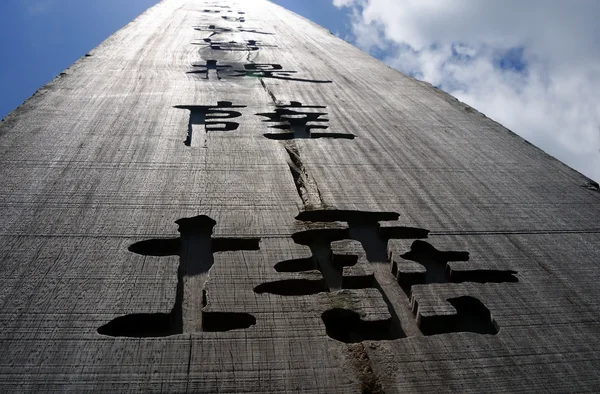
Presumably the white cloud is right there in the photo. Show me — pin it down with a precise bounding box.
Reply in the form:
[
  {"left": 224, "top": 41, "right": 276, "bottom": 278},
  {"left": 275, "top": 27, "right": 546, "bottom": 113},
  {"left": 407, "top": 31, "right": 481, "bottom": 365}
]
[{"left": 334, "top": 0, "right": 600, "bottom": 182}]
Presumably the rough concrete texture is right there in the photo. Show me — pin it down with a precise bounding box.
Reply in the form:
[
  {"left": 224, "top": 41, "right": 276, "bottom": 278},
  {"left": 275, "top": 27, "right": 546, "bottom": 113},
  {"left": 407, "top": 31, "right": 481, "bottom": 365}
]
[{"left": 1, "top": 0, "right": 600, "bottom": 392}]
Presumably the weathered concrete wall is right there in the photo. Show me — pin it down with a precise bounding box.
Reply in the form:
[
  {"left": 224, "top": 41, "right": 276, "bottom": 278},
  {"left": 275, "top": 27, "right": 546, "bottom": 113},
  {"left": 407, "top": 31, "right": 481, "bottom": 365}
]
[{"left": 1, "top": 0, "right": 599, "bottom": 392}]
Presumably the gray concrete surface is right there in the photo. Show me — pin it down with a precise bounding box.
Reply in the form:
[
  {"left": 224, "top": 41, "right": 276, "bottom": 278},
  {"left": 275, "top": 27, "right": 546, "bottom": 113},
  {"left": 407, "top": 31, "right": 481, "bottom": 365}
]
[{"left": 1, "top": 0, "right": 599, "bottom": 392}]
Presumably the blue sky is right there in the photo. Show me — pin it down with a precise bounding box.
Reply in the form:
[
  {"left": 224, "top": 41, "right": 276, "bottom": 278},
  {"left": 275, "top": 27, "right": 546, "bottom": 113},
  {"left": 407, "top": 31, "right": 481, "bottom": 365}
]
[
  {"left": 0, "top": 0, "right": 344, "bottom": 121},
  {"left": 1, "top": 0, "right": 598, "bottom": 181}
]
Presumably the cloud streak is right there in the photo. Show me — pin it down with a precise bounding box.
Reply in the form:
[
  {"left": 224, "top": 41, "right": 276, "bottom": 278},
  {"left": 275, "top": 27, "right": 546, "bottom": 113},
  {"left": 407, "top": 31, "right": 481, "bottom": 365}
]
[{"left": 334, "top": 0, "right": 600, "bottom": 181}]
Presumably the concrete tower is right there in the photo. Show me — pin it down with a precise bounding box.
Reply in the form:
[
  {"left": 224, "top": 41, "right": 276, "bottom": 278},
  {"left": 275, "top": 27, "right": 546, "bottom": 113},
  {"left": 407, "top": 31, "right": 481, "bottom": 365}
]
[{"left": 1, "top": 0, "right": 599, "bottom": 392}]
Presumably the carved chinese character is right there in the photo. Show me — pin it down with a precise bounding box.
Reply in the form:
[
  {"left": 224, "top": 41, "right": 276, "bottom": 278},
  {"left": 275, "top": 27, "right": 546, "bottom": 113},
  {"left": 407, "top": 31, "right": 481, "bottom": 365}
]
[
  {"left": 257, "top": 102, "right": 354, "bottom": 139},
  {"left": 98, "top": 216, "right": 260, "bottom": 337},
  {"left": 192, "top": 38, "right": 275, "bottom": 51},
  {"left": 194, "top": 25, "right": 273, "bottom": 37},
  {"left": 175, "top": 101, "right": 245, "bottom": 147},
  {"left": 188, "top": 59, "right": 233, "bottom": 80},
  {"left": 234, "top": 64, "right": 332, "bottom": 83}
]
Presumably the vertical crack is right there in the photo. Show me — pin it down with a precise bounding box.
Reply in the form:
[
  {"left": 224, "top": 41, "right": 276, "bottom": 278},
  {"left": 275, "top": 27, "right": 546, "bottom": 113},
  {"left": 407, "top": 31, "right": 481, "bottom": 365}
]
[
  {"left": 185, "top": 337, "right": 193, "bottom": 392},
  {"left": 347, "top": 343, "right": 385, "bottom": 394},
  {"left": 259, "top": 78, "right": 278, "bottom": 104},
  {"left": 283, "top": 142, "right": 325, "bottom": 210}
]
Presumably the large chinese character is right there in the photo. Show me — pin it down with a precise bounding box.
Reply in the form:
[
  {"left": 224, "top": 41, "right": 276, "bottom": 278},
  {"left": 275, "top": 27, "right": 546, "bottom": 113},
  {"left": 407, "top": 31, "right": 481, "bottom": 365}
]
[
  {"left": 194, "top": 25, "right": 272, "bottom": 37},
  {"left": 257, "top": 101, "right": 354, "bottom": 139},
  {"left": 188, "top": 62, "right": 331, "bottom": 83},
  {"left": 175, "top": 101, "right": 245, "bottom": 147},
  {"left": 393, "top": 240, "right": 518, "bottom": 293},
  {"left": 251, "top": 210, "right": 519, "bottom": 342},
  {"left": 221, "top": 15, "right": 245, "bottom": 23},
  {"left": 234, "top": 64, "right": 332, "bottom": 83},
  {"left": 192, "top": 38, "right": 275, "bottom": 51},
  {"left": 188, "top": 59, "right": 233, "bottom": 80},
  {"left": 98, "top": 215, "right": 260, "bottom": 337}
]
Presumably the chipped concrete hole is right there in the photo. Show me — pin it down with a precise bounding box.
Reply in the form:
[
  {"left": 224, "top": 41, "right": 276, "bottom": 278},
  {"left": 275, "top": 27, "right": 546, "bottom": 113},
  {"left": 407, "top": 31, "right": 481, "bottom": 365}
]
[
  {"left": 582, "top": 181, "right": 600, "bottom": 192},
  {"left": 98, "top": 215, "right": 260, "bottom": 338}
]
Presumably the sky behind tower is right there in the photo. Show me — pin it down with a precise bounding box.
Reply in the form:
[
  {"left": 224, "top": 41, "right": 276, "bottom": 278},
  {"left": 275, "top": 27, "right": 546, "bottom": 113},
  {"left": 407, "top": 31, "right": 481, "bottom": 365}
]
[{"left": 0, "top": 0, "right": 598, "bottom": 181}]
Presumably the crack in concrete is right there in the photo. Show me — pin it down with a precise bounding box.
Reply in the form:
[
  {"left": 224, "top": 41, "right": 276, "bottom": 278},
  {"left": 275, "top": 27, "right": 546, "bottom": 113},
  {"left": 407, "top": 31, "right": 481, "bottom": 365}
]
[{"left": 283, "top": 142, "right": 325, "bottom": 210}]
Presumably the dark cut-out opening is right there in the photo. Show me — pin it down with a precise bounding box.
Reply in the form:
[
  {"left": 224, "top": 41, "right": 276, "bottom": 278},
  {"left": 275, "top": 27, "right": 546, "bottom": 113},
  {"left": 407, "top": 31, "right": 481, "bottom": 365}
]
[
  {"left": 348, "top": 224, "right": 389, "bottom": 263},
  {"left": 175, "top": 103, "right": 245, "bottom": 147},
  {"left": 238, "top": 28, "right": 272, "bottom": 35},
  {"left": 396, "top": 271, "right": 426, "bottom": 295},
  {"left": 195, "top": 25, "right": 230, "bottom": 32},
  {"left": 238, "top": 65, "right": 331, "bottom": 83},
  {"left": 98, "top": 311, "right": 257, "bottom": 337},
  {"left": 128, "top": 238, "right": 180, "bottom": 256},
  {"left": 296, "top": 210, "right": 399, "bottom": 224},
  {"left": 254, "top": 279, "right": 329, "bottom": 296},
  {"left": 332, "top": 254, "right": 358, "bottom": 270},
  {"left": 401, "top": 240, "right": 470, "bottom": 264},
  {"left": 188, "top": 59, "right": 233, "bottom": 80},
  {"left": 100, "top": 214, "right": 261, "bottom": 338},
  {"left": 341, "top": 274, "right": 376, "bottom": 290},
  {"left": 271, "top": 120, "right": 328, "bottom": 128},
  {"left": 398, "top": 240, "right": 468, "bottom": 291},
  {"left": 295, "top": 210, "right": 429, "bottom": 264},
  {"left": 281, "top": 230, "right": 363, "bottom": 290},
  {"left": 204, "top": 121, "right": 242, "bottom": 132},
  {"left": 212, "top": 238, "right": 261, "bottom": 252},
  {"left": 222, "top": 16, "right": 245, "bottom": 22},
  {"left": 202, "top": 312, "right": 256, "bottom": 332},
  {"left": 310, "top": 132, "right": 355, "bottom": 139},
  {"left": 419, "top": 296, "right": 499, "bottom": 336},
  {"left": 257, "top": 102, "right": 336, "bottom": 139},
  {"left": 263, "top": 133, "right": 308, "bottom": 141},
  {"left": 292, "top": 228, "right": 349, "bottom": 246},
  {"left": 322, "top": 309, "right": 400, "bottom": 343},
  {"left": 196, "top": 41, "right": 260, "bottom": 51},
  {"left": 264, "top": 132, "right": 354, "bottom": 140},
  {"left": 97, "top": 312, "right": 179, "bottom": 338},
  {"left": 398, "top": 240, "right": 518, "bottom": 291},
  {"left": 274, "top": 257, "right": 314, "bottom": 272},
  {"left": 582, "top": 181, "right": 600, "bottom": 192},
  {"left": 99, "top": 268, "right": 184, "bottom": 338},
  {"left": 175, "top": 214, "right": 216, "bottom": 233},
  {"left": 380, "top": 226, "right": 430, "bottom": 239}
]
